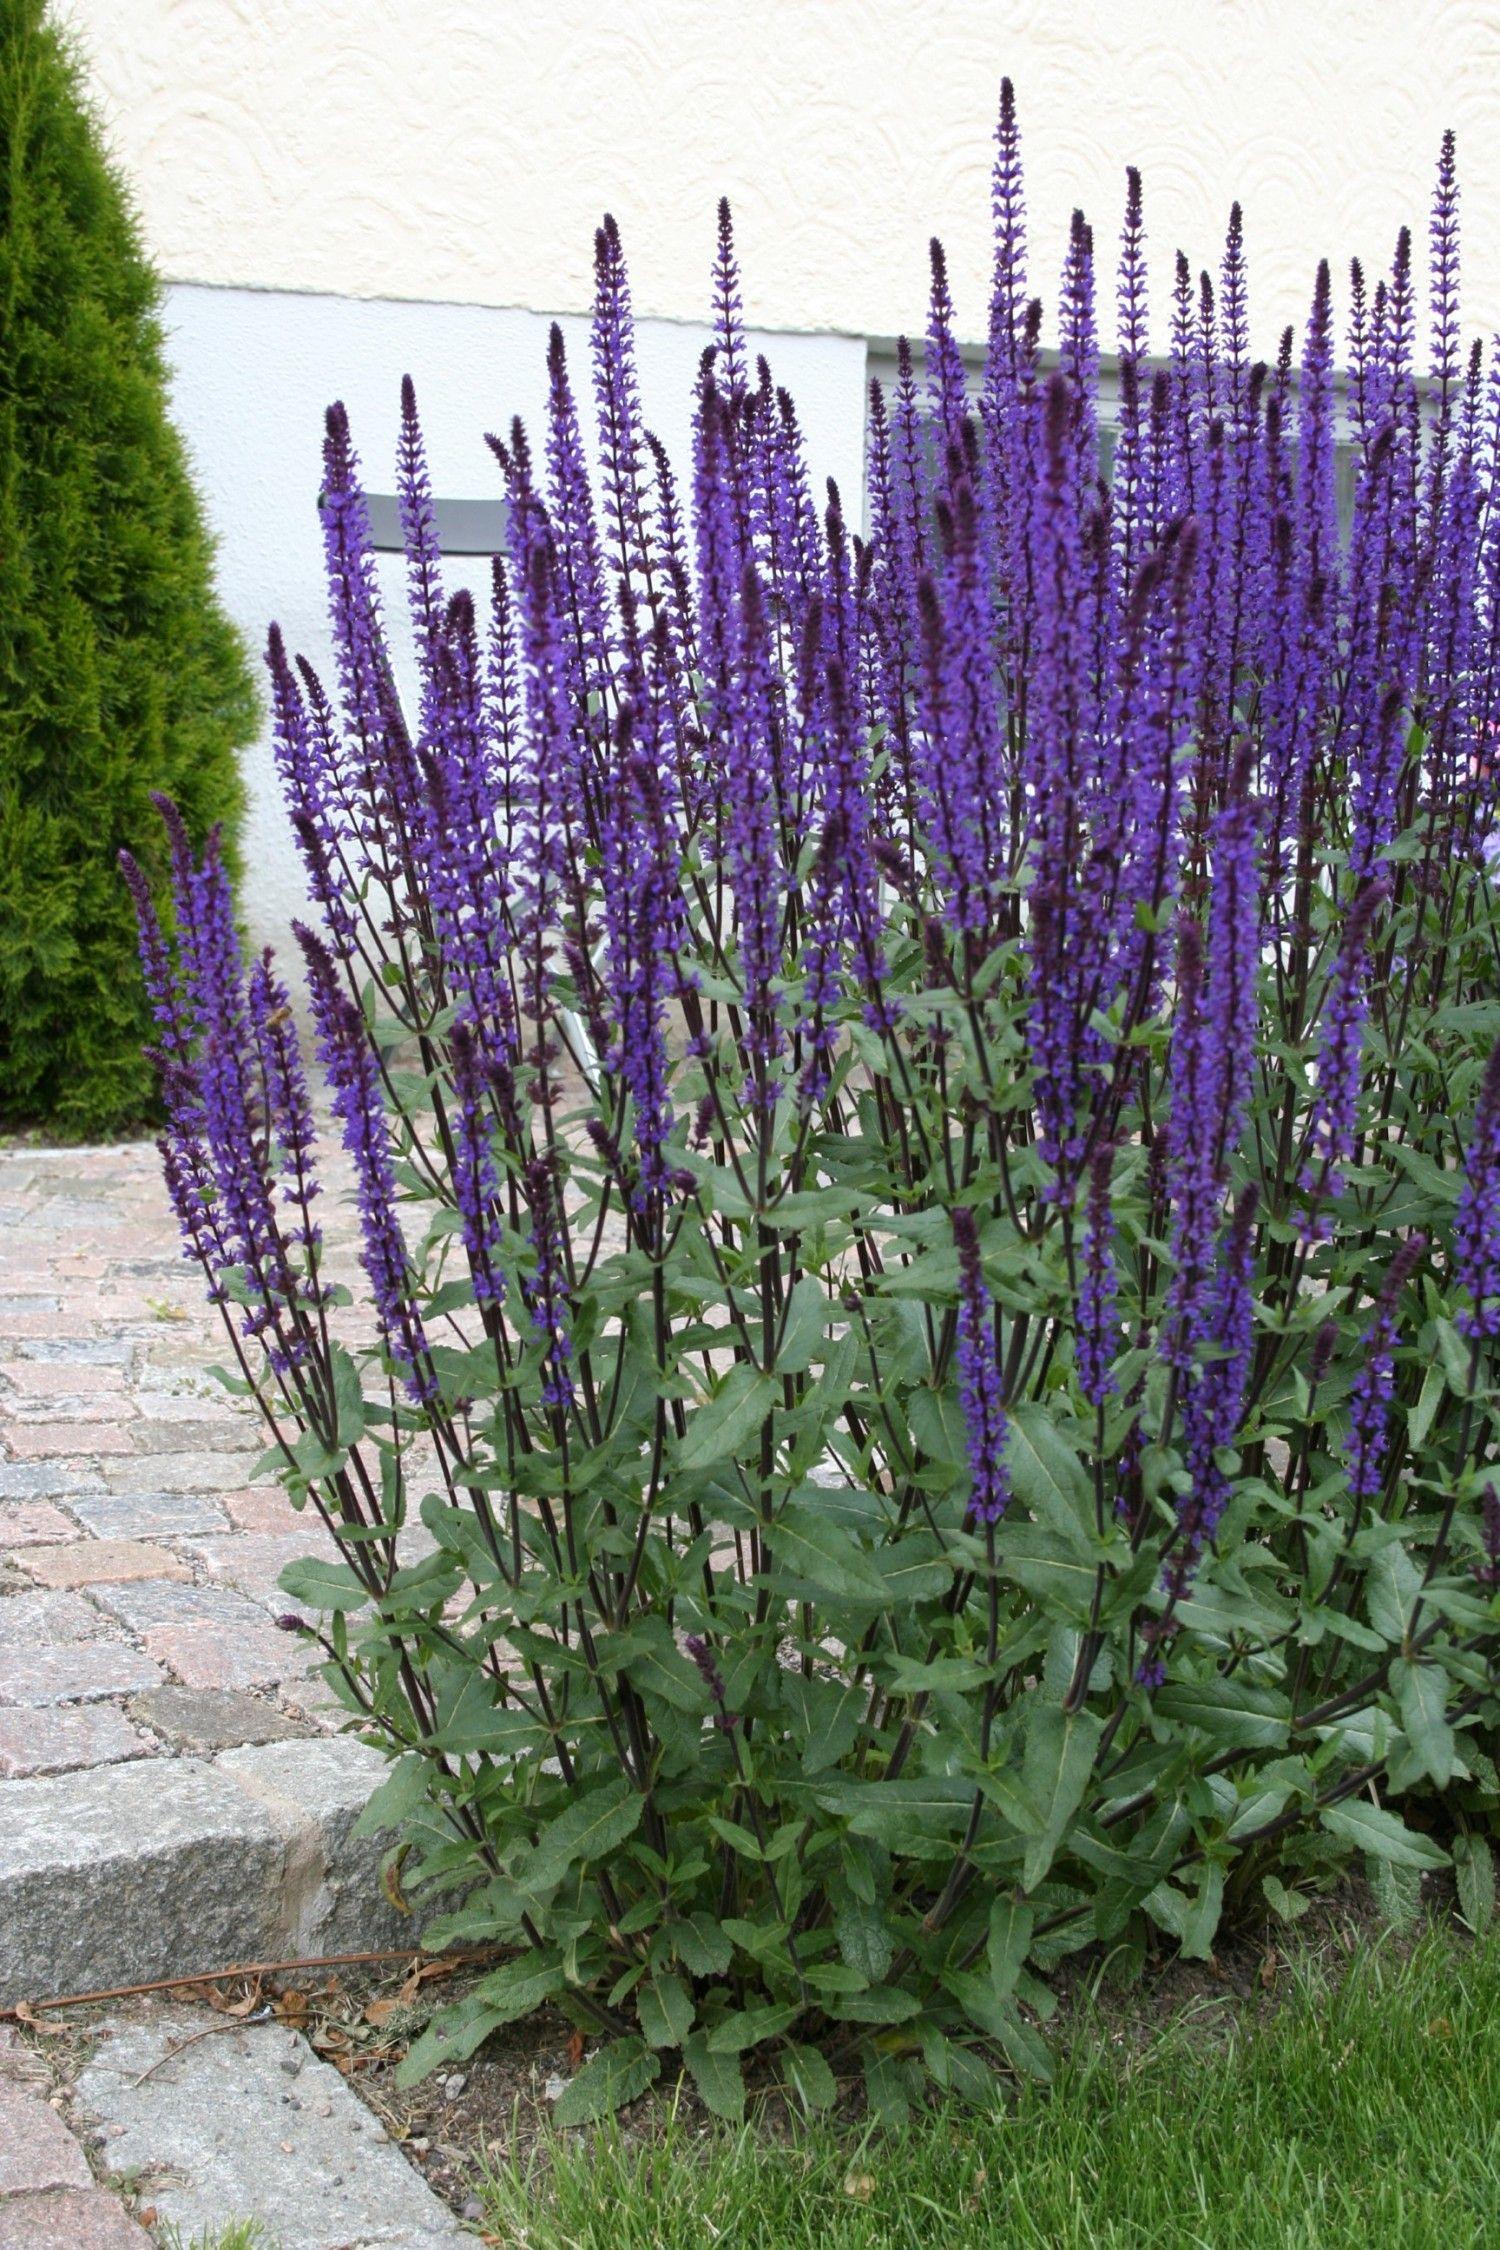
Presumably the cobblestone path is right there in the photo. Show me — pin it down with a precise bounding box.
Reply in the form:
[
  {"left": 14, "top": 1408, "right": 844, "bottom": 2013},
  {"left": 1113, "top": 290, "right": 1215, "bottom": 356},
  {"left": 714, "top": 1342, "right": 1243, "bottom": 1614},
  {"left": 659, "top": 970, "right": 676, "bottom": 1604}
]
[{"left": 0, "top": 1139, "right": 342, "bottom": 1781}]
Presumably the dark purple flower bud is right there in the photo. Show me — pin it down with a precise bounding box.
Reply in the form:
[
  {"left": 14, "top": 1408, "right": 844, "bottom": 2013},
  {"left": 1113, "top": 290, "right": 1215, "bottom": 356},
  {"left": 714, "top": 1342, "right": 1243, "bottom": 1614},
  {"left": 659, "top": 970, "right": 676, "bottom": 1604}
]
[
  {"left": 684, "top": 1632, "right": 735, "bottom": 1724},
  {"left": 1310, "top": 1320, "right": 1339, "bottom": 1387},
  {"left": 1474, "top": 1483, "right": 1500, "bottom": 1588}
]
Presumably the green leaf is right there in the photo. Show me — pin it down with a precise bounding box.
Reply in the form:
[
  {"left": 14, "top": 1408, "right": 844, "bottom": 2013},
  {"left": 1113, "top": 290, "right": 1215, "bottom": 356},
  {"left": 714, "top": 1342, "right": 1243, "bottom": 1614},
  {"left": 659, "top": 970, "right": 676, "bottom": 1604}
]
[
  {"left": 987, "top": 1896, "right": 1035, "bottom": 2001},
  {"left": 947, "top": 1972, "right": 1053, "bottom": 2082},
  {"left": 816, "top": 1774, "right": 974, "bottom": 1845},
  {"left": 706, "top": 2002, "right": 801, "bottom": 2053},
  {"left": 1006, "top": 1405, "right": 1095, "bottom": 1550},
  {"left": 395, "top": 1955, "right": 563, "bottom": 2085},
  {"left": 873, "top": 1533, "right": 952, "bottom": 1604},
  {"left": 1156, "top": 1677, "right": 1289, "bottom": 1753},
  {"left": 276, "top": 1556, "right": 369, "bottom": 1612},
  {"left": 1021, "top": 1705, "right": 1103, "bottom": 1890},
  {"left": 638, "top": 1972, "right": 695, "bottom": 2050},
  {"left": 825, "top": 1986, "right": 920, "bottom": 2025},
  {"left": 1366, "top": 1542, "right": 1422, "bottom": 1642},
  {"left": 351, "top": 1754, "right": 430, "bottom": 1840},
  {"left": 1435, "top": 1318, "right": 1476, "bottom": 1398},
  {"left": 783, "top": 2043, "right": 838, "bottom": 2113},
  {"left": 1407, "top": 1359, "right": 1446, "bottom": 1451},
  {"left": 1180, "top": 1862, "right": 1225, "bottom": 1961},
  {"left": 613, "top": 1616, "right": 710, "bottom": 1713},
  {"left": 781, "top": 1670, "right": 864, "bottom": 1774},
  {"left": 1320, "top": 1797, "right": 1449, "bottom": 1870},
  {"left": 676, "top": 1365, "right": 776, "bottom": 1473},
  {"left": 329, "top": 1343, "right": 368, "bottom": 1447},
  {"left": 772, "top": 1506, "right": 890, "bottom": 1604},
  {"left": 1393, "top": 1658, "right": 1455, "bottom": 1786},
  {"left": 673, "top": 1914, "right": 733, "bottom": 1977},
  {"left": 682, "top": 2033, "right": 746, "bottom": 2122},
  {"left": 1455, "top": 1832, "right": 1496, "bottom": 1933},
  {"left": 777, "top": 1278, "right": 830, "bottom": 1374},
  {"left": 519, "top": 1778, "right": 645, "bottom": 1893},
  {"left": 552, "top": 2037, "right": 661, "bottom": 2125},
  {"left": 1368, "top": 1853, "right": 1423, "bottom": 1932},
  {"left": 833, "top": 1897, "right": 894, "bottom": 1983},
  {"left": 1262, "top": 1874, "right": 1311, "bottom": 1923},
  {"left": 863, "top": 2049, "right": 913, "bottom": 2127}
]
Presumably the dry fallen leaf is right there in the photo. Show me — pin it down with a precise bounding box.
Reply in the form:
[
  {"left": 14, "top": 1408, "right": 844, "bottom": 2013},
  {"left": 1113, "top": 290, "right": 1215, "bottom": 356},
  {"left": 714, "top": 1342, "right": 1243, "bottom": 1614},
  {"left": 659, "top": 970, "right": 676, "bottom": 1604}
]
[
  {"left": 566, "top": 2028, "right": 587, "bottom": 2069},
  {"left": 12, "top": 2002, "right": 66, "bottom": 2037},
  {"left": 204, "top": 1980, "right": 263, "bottom": 2018},
  {"left": 383, "top": 1850, "right": 413, "bottom": 1917}
]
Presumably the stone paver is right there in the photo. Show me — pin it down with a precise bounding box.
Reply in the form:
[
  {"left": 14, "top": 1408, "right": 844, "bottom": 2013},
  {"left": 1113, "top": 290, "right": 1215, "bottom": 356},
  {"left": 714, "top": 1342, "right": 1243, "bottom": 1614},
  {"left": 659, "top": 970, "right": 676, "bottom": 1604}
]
[
  {"left": 0, "top": 2077, "right": 92, "bottom": 2193},
  {"left": 0, "top": 1760, "right": 287, "bottom": 2004},
  {"left": 0, "top": 1589, "right": 104, "bottom": 1647},
  {"left": 128, "top": 1684, "right": 310, "bottom": 1752},
  {"left": 75, "top": 2013, "right": 468, "bottom": 2249},
  {"left": 0, "top": 1643, "right": 166, "bottom": 1707},
  {"left": 0, "top": 1705, "right": 153, "bottom": 1778},
  {"left": 0, "top": 2069, "right": 151, "bottom": 2248},
  {"left": 20, "top": 1538, "right": 191, "bottom": 1589},
  {"left": 0, "top": 2190, "right": 151, "bottom": 2248},
  {"left": 67, "top": 1491, "right": 231, "bottom": 1541},
  {"left": 0, "top": 1499, "right": 79, "bottom": 1543},
  {"left": 0, "top": 1460, "right": 105, "bottom": 1500},
  {"left": 142, "top": 1620, "right": 314, "bottom": 1692}
]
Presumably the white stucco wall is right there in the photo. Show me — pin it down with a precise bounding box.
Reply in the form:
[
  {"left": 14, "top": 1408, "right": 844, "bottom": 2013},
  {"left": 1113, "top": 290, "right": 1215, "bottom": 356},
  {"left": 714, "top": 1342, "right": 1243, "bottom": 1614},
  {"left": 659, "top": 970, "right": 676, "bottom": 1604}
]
[
  {"left": 61, "top": 0, "right": 1500, "bottom": 353},
  {"left": 158, "top": 285, "right": 866, "bottom": 964}
]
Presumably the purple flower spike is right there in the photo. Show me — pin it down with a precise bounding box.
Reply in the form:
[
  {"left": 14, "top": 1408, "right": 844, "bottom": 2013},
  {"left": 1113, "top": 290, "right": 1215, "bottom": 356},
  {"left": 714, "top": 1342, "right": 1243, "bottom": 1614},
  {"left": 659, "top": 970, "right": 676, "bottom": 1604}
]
[
  {"left": 1302, "top": 879, "right": 1388, "bottom": 1217},
  {"left": 1076, "top": 1142, "right": 1119, "bottom": 1408},
  {"left": 1346, "top": 1235, "right": 1427, "bottom": 1504},
  {"left": 951, "top": 1206, "right": 1009, "bottom": 1527},
  {"left": 296, "top": 924, "right": 435, "bottom": 1405},
  {"left": 1457, "top": 1043, "right": 1500, "bottom": 1339},
  {"left": 524, "top": 1154, "right": 575, "bottom": 1410}
]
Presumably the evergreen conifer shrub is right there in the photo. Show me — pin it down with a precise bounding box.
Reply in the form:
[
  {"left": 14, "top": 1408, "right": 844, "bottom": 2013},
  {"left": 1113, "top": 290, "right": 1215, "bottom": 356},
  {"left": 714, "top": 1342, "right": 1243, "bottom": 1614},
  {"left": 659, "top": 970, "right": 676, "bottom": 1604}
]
[{"left": 0, "top": 0, "right": 253, "bottom": 1135}]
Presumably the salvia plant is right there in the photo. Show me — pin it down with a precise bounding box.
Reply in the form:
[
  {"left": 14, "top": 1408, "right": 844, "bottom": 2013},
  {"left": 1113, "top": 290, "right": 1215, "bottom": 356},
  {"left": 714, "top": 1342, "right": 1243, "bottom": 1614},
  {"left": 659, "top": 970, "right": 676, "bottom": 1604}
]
[{"left": 126, "top": 86, "right": 1500, "bottom": 2123}]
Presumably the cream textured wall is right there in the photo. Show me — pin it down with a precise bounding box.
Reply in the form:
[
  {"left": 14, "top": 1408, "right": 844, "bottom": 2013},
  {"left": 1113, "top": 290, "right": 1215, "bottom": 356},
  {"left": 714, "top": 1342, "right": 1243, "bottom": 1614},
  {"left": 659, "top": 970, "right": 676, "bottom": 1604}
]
[{"left": 58, "top": 0, "right": 1500, "bottom": 353}]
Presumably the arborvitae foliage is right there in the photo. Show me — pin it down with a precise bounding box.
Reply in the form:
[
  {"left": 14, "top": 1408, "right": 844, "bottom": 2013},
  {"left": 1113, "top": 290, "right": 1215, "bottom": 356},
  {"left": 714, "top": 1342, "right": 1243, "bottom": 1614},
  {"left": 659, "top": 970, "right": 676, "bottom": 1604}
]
[{"left": 0, "top": 0, "right": 254, "bottom": 1135}]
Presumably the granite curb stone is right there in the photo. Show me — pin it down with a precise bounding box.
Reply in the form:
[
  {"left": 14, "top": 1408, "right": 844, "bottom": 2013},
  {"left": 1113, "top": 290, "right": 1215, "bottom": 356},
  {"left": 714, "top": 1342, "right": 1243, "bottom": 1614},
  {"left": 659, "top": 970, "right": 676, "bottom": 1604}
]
[{"left": 0, "top": 1741, "right": 410, "bottom": 2005}]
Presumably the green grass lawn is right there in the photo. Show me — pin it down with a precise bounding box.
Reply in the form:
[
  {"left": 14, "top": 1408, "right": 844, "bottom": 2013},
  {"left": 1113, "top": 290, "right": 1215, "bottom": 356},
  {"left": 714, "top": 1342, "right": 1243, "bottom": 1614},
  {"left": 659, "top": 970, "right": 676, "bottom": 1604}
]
[{"left": 479, "top": 1932, "right": 1500, "bottom": 2249}]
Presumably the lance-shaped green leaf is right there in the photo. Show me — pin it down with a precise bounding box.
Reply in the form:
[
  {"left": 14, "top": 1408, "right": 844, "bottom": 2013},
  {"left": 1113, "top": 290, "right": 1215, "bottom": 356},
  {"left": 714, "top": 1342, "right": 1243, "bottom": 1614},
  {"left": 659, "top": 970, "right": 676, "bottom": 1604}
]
[
  {"left": 681, "top": 2033, "right": 746, "bottom": 2121},
  {"left": 552, "top": 2037, "right": 661, "bottom": 2125},
  {"left": 675, "top": 1363, "right": 776, "bottom": 1473},
  {"left": 1393, "top": 1657, "right": 1455, "bottom": 1786},
  {"left": 1021, "top": 1705, "right": 1103, "bottom": 1890},
  {"left": 1320, "top": 1797, "right": 1449, "bottom": 1869},
  {"left": 517, "top": 1777, "right": 645, "bottom": 1894}
]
